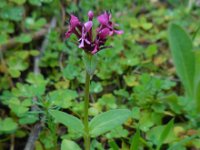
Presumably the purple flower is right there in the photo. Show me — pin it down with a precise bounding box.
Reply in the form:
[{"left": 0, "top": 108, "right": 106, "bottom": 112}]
[
  {"left": 65, "top": 15, "right": 82, "bottom": 39},
  {"left": 65, "top": 11, "right": 123, "bottom": 54}
]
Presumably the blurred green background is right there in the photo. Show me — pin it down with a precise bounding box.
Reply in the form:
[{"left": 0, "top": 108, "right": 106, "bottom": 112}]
[{"left": 1, "top": 0, "right": 200, "bottom": 149}]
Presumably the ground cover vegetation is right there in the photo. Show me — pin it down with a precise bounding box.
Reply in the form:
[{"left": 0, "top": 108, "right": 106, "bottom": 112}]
[{"left": 0, "top": 0, "right": 200, "bottom": 149}]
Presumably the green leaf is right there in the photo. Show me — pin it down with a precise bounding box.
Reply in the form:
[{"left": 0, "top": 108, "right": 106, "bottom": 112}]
[
  {"left": 19, "top": 113, "right": 38, "bottom": 125},
  {"left": 90, "top": 81, "right": 103, "bottom": 93},
  {"left": 168, "top": 23, "right": 195, "bottom": 98},
  {"left": 98, "top": 94, "right": 117, "bottom": 109},
  {"left": 145, "top": 44, "right": 158, "bottom": 58},
  {"left": 28, "top": 0, "right": 42, "bottom": 6},
  {"left": 40, "top": 131, "right": 55, "bottom": 149},
  {"left": 124, "top": 75, "right": 137, "bottom": 87},
  {"left": 0, "top": 21, "right": 14, "bottom": 34},
  {"left": 10, "top": 0, "right": 26, "bottom": 5},
  {"left": 106, "top": 126, "right": 129, "bottom": 139},
  {"left": 0, "top": 118, "right": 18, "bottom": 133},
  {"left": 114, "top": 89, "right": 129, "bottom": 98},
  {"left": 0, "top": 6, "right": 24, "bottom": 21},
  {"left": 26, "top": 73, "right": 47, "bottom": 85},
  {"left": 89, "top": 109, "right": 131, "bottom": 137},
  {"left": 130, "top": 129, "right": 140, "bottom": 150},
  {"left": 83, "top": 53, "right": 98, "bottom": 75},
  {"left": 141, "top": 22, "right": 153, "bottom": 30},
  {"left": 63, "top": 64, "right": 79, "bottom": 80},
  {"left": 90, "top": 139, "right": 104, "bottom": 150},
  {"left": 7, "top": 56, "right": 29, "bottom": 78},
  {"left": 156, "top": 119, "right": 174, "bottom": 150},
  {"left": 109, "top": 140, "right": 119, "bottom": 150},
  {"left": 16, "top": 34, "right": 32, "bottom": 43},
  {"left": 61, "top": 139, "right": 81, "bottom": 150},
  {"left": 25, "top": 18, "right": 46, "bottom": 30},
  {"left": 7, "top": 98, "right": 32, "bottom": 117},
  {"left": 49, "top": 110, "right": 84, "bottom": 135},
  {"left": 168, "top": 135, "right": 197, "bottom": 150},
  {"left": 139, "top": 111, "right": 154, "bottom": 132},
  {"left": 48, "top": 89, "right": 78, "bottom": 108},
  {"left": 0, "top": 33, "right": 8, "bottom": 44},
  {"left": 131, "top": 107, "right": 140, "bottom": 120},
  {"left": 29, "top": 50, "right": 40, "bottom": 56},
  {"left": 194, "top": 50, "right": 200, "bottom": 110},
  {"left": 8, "top": 69, "right": 21, "bottom": 78}
]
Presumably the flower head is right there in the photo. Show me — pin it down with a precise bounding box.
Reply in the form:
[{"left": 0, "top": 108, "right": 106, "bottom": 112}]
[{"left": 65, "top": 11, "right": 123, "bottom": 54}]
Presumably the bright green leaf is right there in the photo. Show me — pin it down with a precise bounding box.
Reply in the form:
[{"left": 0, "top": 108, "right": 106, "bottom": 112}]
[
  {"left": 16, "top": 34, "right": 32, "bottom": 43},
  {"left": 0, "top": 118, "right": 18, "bottom": 133},
  {"left": 48, "top": 89, "right": 78, "bottom": 108},
  {"left": 49, "top": 110, "right": 84, "bottom": 135},
  {"left": 168, "top": 23, "right": 195, "bottom": 98},
  {"left": 61, "top": 139, "right": 81, "bottom": 150},
  {"left": 89, "top": 109, "right": 131, "bottom": 137},
  {"left": 63, "top": 64, "right": 79, "bottom": 80}
]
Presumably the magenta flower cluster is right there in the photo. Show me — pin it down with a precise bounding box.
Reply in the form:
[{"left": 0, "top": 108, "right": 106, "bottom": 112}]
[{"left": 65, "top": 11, "right": 123, "bottom": 54}]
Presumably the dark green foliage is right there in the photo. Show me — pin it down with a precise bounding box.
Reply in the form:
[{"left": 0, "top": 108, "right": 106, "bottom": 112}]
[{"left": 1, "top": 0, "right": 200, "bottom": 149}]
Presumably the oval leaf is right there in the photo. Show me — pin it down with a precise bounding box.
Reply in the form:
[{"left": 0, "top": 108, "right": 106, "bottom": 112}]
[
  {"left": 89, "top": 109, "right": 131, "bottom": 137},
  {"left": 49, "top": 110, "right": 84, "bottom": 134},
  {"left": 61, "top": 139, "right": 81, "bottom": 150},
  {"left": 168, "top": 23, "right": 195, "bottom": 98}
]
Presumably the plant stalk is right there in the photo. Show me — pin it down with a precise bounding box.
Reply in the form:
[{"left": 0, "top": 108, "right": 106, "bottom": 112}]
[{"left": 84, "top": 71, "right": 90, "bottom": 150}]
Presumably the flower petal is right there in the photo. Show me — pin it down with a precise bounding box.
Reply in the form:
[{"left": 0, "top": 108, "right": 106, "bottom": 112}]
[
  {"left": 70, "top": 15, "right": 81, "bottom": 28},
  {"left": 84, "top": 21, "right": 93, "bottom": 32},
  {"left": 91, "top": 45, "right": 99, "bottom": 54},
  {"left": 99, "top": 28, "right": 110, "bottom": 39},
  {"left": 65, "top": 29, "right": 73, "bottom": 38},
  {"left": 97, "top": 12, "right": 109, "bottom": 25},
  {"left": 114, "top": 30, "right": 124, "bottom": 35},
  {"left": 85, "top": 39, "right": 91, "bottom": 44},
  {"left": 79, "top": 39, "right": 84, "bottom": 48}
]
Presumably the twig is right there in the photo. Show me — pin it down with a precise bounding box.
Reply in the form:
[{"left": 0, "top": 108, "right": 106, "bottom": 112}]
[
  {"left": 59, "top": 52, "right": 64, "bottom": 73},
  {"left": 24, "top": 123, "right": 42, "bottom": 150},
  {"left": 10, "top": 134, "right": 15, "bottom": 150}
]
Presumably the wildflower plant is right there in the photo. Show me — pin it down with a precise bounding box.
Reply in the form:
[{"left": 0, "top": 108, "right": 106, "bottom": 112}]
[{"left": 50, "top": 11, "right": 131, "bottom": 150}]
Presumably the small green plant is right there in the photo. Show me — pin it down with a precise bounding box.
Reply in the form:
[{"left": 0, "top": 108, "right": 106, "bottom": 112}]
[{"left": 49, "top": 11, "right": 131, "bottom": 150}]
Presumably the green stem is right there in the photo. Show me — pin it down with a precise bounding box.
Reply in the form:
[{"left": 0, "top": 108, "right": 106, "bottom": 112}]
[{"left": 84, "top": 71, "right": 90, "bottom": 150}]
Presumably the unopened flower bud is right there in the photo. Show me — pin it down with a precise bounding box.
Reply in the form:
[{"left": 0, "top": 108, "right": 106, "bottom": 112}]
[{"left": 88, "top": 10, "right": 94, "bottom": 20}]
